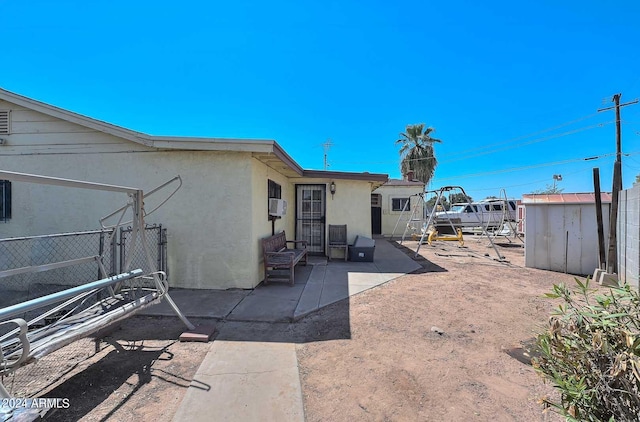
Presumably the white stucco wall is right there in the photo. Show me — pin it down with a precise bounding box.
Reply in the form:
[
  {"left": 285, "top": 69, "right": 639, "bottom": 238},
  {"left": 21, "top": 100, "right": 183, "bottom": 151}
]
[
  {"left": 0, "top": 100, "right": 264, "bottom": 289},
  {"left": 1, "top": 150, "right": 259, "bottom": 289},
  {"left": 250, "top": 158, "right": 295, "bottom": 283},
  {"left": 373, "top": 184, "right": 424, "bottom": 236},
  {"left": 290, "top": 177, "right": 374, "bottom": 255},
  {"left": 0, "top": 98, "right": 384, "bottom": 289}
]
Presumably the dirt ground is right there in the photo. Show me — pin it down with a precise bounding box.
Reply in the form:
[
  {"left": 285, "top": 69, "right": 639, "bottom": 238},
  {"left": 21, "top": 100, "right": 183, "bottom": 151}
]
[
  {"left": 3, "top": 235, "right": 584, "bottom": 421},
  {"left": 3, "top": 317, "right": 212, "bottom": 422},
  {"left": 297, "top": 236, "right": 580, "bottom": 422}
]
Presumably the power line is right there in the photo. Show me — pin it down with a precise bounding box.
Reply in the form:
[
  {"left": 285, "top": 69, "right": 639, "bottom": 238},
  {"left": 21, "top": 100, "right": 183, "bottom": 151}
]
[
  {"left": 372, "top": 121, "right": 614, "bottom": 166},
  {"left": 331, "top": 117, "right": 614, "bottom": 166},
  {"left": 438, "top": 121, "right": 614, "bottom": 164},
  {"left": 462, "top": 167, "right": 596, "bottom": 194},
  {"left": 432, "top": 152, "right": 624, "bottom": 182},
  {"left": 436, "top": 111, "right": 604, "bottom": 159}
]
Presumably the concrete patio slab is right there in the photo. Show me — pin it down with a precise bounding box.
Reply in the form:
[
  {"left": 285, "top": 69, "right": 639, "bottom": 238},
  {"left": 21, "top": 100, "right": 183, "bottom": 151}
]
[
  {"left": 292, "top": 264, "right": 314, "bottom": 285},
  {"left": 141, "top": 239, "right": 421, "bottom": 323},
  {"left": 293, "top": 239, "right": 421, "bottom": 319},
  {"left": 249, "top": 283, "right": 306, "bottom": 300},
  {"left": 173, "top": 341, "right": 304, "bottom": 422},
  {"left": 141, "top": 288, "right": 250, "bottom": 318},
  {"left": 227, "top": 294, "right": 300, "bottom": 322},
  {"left": 171, "top": 239, "right": 423, "bottom": 421},
  {"left": 293, "top": 267, "right": 326, "bottom": 319}
]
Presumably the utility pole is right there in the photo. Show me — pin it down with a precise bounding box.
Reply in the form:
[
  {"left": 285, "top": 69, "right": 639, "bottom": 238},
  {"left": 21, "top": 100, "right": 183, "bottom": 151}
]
[
  {"left": 322, "top": 138, "right": 333, "bottom": 170},
  {"left": 597, "top": 93, "right": 638, "bottom": 274}
]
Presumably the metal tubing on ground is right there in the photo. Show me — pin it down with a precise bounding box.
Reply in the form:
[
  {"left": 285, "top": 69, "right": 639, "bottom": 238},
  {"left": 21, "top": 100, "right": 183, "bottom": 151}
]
[{"left": 0, "top": 269, "right": 143, "bottom": 321}]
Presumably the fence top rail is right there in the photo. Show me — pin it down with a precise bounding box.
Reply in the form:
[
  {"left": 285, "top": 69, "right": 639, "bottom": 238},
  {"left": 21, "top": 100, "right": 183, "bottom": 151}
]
[
  {"left": 0, "top": 269, "right": 144, "bottom": 321},
  {"left": 0, "top": 256, "right": 100, "bottom": 279},
  {"left": 0, "top": 170, "right": 140, "bottom": 194},
  {"left": 0, "top": 229, "right": 115, "bottom": 243}
]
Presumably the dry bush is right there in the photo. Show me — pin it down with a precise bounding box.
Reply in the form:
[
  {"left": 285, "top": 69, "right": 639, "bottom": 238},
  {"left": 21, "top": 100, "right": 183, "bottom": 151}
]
[{"left": 534, "top": 279, "right": 640, "bottom": 421}]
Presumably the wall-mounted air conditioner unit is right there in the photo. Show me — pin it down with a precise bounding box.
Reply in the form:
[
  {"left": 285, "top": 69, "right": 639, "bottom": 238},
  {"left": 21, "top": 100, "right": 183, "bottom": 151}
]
[{"left": 269, "top": 198, "right": 287, "bottom": 217}]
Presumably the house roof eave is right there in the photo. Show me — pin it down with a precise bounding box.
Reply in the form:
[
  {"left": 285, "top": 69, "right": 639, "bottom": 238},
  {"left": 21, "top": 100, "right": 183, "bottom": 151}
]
[
  {"left": 0, "top": 88, "right": 382, "bottom": 182},
  {"left": 0, "top": 88, "right": 154, "bottom": 146},
  {"left": 301, "top": 170, "right": 389, "bottom": 191}
]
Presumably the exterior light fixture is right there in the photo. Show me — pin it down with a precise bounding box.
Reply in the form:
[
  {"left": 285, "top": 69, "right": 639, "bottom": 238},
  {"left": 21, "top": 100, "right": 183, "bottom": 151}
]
[{"left": 330, "top": 181, "right": 336, "bottom": 198}]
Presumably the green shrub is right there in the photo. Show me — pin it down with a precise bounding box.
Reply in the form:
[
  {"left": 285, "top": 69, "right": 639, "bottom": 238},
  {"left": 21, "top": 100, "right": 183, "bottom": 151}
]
[{"left": 534, "top": 278, "right": 640, "bottom": 421}]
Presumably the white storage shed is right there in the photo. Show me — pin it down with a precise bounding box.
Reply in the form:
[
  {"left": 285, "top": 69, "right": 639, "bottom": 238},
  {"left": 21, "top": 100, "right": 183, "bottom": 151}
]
[{"left": 522, "top": 193, "right": 612, "bottom": 275}]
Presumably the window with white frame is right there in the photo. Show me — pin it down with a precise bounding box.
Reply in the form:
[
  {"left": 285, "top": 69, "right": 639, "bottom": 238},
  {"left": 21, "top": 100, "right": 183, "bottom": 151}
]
[{"left": 391, "top": 197, "right": 410, "bottom": 212}]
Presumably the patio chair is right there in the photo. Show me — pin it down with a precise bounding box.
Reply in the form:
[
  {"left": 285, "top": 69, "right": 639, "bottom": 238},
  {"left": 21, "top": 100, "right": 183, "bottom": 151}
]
[{"left": 328, "top": 224, "right": 348, "bottom": 261}]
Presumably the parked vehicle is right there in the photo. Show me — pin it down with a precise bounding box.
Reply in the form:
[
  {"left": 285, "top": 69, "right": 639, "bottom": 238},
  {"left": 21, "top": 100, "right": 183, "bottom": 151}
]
[{"left": 433, "top": 199, "right": 518, "bottom": 230}]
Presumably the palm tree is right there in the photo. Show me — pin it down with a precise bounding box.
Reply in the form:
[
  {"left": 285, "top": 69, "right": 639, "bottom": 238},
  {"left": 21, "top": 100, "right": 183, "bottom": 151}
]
[{"left": 396, "top": 123, "right": 442, "bottom": 185}]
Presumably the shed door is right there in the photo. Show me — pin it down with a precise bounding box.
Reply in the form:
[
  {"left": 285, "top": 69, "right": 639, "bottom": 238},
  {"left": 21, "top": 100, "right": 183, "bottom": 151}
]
[{"left": 296, "top": 185, "right": 326, "bottom": 254}]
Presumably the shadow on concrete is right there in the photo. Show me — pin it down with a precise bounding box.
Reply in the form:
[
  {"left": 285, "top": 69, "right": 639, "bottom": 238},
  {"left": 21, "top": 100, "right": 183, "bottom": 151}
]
[
  {"left": 389, "top": 241, "right": 448, "bottom": 274},
  {"left": 214, "top": 296, "right": 352, "bottom": 344},
  {"left": 140, "top": 238, "right": 425, "bottom": 330},
  {"left": 132, "top": 238, "right": 444, "bottom": 344}
]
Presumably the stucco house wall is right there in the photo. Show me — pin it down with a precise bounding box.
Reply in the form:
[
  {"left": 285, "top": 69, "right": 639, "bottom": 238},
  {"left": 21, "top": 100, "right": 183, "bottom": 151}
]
[
  {"left": 0, "top": 132, "right": 258, "bottom": 288},
  {"left": 250, "top": 158, "right": 296, "bottom": 283},
  {"left": 373, "top": 181, "right": 425, "bottom": 236},
  {"left": 290, "top": 177, "right": 373, "bottom": 247},
  {"left": 0, "top": 89, "right": 387, "bottom": 290}
]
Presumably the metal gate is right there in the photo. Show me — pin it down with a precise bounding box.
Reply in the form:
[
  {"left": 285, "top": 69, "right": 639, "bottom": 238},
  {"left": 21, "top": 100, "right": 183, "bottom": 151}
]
[
  {"left": 296, "top": 184, "right": 326, "bottom": 254},
  {"left": 119, "top": 224, "right": 168, "bottom": 276}
]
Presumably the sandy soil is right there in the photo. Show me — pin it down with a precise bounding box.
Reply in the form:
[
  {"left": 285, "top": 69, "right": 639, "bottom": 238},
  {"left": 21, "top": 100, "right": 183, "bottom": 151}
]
[
  {"left": 298, "top": 236, "right": 577, "bottom": 422},
  {"left": 3, "top": 318, "right": 212, "bottom": 422},
  {"left": 3, "top": 235, "right": 584, "bottom": 421}
]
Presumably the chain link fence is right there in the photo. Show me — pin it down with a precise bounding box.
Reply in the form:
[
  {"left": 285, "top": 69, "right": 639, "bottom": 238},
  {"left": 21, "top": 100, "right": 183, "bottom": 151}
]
[
  {"left": 0, "top": 225, "right": 167, "bottom": 309},
  {"left": 0, "top": 230, "right": 116, "bottom": 310},
  {"left": 119, "top": 224, "right": 167, "bottom": 276},
  {"left": 120, "top": 224, "right": 167, "bottom": 291},
  {"left": 0, "top": 224, "right": 167, "bottom": 397}
]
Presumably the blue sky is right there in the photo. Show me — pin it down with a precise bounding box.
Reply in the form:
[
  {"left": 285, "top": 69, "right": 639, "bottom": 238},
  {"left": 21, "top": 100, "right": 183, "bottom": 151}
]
[{"left": 1, "top": 0, "right": 639, "bottom": 200}]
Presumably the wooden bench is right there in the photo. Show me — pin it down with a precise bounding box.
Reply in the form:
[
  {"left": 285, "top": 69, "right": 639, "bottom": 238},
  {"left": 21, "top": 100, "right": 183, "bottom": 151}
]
[{"left": 262, "top": 231, "right": 308, "bottom": 286}]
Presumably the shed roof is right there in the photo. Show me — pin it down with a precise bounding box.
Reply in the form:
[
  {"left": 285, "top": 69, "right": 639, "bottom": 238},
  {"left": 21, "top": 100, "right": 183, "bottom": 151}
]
[
  {"left": 522, "top": 192, "right": 612, "bottom": 204},
  {"left": 0, "top": 88, "right": 387, "bottom": 185}
]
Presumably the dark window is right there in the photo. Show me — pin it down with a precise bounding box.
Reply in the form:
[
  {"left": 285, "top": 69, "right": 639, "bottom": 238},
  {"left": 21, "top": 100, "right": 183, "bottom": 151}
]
[
  {"left": 268, "top": 179, "right": 281, "bottom": 200},
  {"left": 0, "top": 180, "right": 11, "bottom": 221},
  {"left": 491, "top": 204, "right": 503, "bottom": 211},
  {"left": 392, "top": 198, "right": 410, "bottom": 212},
  {"left": 268, "top": 180, "right": 282, "bottom": 219}
]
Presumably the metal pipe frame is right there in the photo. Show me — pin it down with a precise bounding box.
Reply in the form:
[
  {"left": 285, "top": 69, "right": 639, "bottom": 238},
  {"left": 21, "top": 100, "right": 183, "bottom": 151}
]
[
  {"left": 0, "top": 229, "right": 114, "bottom": 243},
  {"left": 0, "top": 170, "right": 195, "bottom": 334},
  {"left": 0, "top": 269, "right": 143, "bottom": 321},
  {"left": 414, "top": 186, "right": 506, "bottom": 261},
  {"left": 0, "top": 255, "right": 99, "bottom": 279},
  {"left": 0, "top": 170, "right": 139, "bottom": 193}
]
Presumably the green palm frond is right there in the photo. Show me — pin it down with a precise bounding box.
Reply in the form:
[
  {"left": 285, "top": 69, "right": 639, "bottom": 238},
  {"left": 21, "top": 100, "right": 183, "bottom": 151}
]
[{"left": 396, "top": 123, "right": 442, "bottom": 184}]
